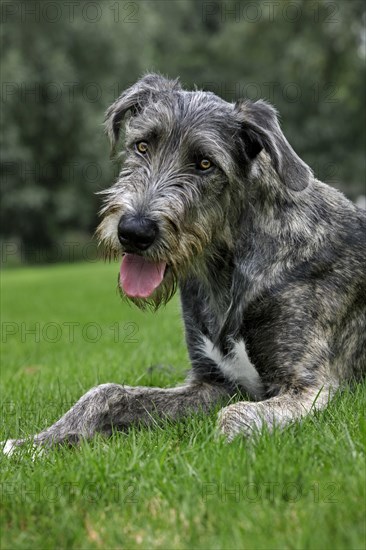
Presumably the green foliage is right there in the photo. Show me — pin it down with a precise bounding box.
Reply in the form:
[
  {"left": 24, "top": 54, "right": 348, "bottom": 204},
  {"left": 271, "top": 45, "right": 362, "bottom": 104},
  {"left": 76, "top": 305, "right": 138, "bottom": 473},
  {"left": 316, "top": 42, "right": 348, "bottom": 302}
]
[{"left": 1, "top": 0, "right": 365, "bottom": 260}]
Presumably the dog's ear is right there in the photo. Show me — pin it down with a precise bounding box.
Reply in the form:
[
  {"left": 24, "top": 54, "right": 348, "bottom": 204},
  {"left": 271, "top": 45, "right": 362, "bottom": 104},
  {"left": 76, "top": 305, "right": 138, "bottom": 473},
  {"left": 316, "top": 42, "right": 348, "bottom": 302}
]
[
  {"left": 235, "top": 99, "right": 312, "bottom": 191},
  {"left": 105, "top": 73, "right": 181, "bottom": 152}
]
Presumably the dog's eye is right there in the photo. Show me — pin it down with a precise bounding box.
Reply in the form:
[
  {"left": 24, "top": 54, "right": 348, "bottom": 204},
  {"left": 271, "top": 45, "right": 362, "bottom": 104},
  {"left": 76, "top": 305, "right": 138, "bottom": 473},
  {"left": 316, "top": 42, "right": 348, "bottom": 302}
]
[
  {"left": 135, "top": 141, "right": 148, "bottom": 154},
  {"left": 197, "top": 158, "right": 213, "bottom": 171}
]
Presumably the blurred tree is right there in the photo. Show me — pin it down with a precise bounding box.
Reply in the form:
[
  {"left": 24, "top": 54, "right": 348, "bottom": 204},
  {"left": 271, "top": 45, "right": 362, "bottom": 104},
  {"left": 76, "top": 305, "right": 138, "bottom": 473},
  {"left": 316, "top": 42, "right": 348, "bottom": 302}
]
[{"left": 0, "top": 0, "right": 365, "bottom": 263}]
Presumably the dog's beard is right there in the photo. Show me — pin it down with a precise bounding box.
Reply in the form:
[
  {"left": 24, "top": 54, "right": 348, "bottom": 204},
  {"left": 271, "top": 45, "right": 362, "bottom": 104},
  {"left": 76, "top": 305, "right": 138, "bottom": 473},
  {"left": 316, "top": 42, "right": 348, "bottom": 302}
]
[
  {"left": 97, "top": 213, "right": 217, "bottom": 311},
  {"left": 97, "top": 234, "right": 187, "bottom": 311}
]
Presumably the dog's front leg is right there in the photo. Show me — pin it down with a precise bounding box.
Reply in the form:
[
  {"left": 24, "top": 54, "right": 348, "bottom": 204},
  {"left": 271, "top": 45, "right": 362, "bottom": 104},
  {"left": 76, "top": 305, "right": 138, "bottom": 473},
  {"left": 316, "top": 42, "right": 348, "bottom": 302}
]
[
  {"left": 2, "top": 382, "right": 230, "bottom": 454},
  {"left": 217, "top": 384, "right": 338, "bottom": 442}
]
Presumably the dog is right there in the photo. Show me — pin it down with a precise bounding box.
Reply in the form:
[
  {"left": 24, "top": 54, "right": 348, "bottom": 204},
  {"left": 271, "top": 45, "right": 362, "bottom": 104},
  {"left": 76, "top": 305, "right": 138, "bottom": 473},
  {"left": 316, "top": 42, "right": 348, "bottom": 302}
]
[{"left": 3, "top": 73, "right": 365, "bottom": 455}]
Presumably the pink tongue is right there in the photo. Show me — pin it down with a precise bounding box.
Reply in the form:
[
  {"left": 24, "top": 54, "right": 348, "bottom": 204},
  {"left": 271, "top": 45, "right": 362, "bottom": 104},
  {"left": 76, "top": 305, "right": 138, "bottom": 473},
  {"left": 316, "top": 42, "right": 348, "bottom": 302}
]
[{"left": 120, "top": 254, "right": 166, "bottom": 298}]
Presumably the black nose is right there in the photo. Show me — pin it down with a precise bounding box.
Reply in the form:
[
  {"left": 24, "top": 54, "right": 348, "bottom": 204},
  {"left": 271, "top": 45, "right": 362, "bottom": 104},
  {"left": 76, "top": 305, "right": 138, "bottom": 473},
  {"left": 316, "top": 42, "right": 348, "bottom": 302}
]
[{"left": 117, "top": 216, "right": 158, "bottom": 251}]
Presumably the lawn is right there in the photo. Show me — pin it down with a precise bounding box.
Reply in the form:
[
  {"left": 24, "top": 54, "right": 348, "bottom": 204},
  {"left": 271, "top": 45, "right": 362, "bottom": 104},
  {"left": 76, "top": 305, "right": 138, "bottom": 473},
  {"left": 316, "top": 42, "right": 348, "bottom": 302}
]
[{"left": 1, "top": 262, "right": 365, "bottom": 550}]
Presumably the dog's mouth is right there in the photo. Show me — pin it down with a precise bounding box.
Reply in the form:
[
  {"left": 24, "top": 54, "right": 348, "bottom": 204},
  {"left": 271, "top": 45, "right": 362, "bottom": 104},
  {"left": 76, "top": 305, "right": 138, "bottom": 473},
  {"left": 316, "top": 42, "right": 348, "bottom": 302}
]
[{"left": 119, "top": 253, "right": 167, "bottom": 299}]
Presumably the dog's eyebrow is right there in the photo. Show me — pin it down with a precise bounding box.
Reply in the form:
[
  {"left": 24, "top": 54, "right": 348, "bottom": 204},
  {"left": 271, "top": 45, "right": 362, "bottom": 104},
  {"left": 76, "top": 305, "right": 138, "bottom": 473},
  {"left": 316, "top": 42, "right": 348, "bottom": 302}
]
[
  {"left": 125, "top": 126, "right": 161, "bottom": 147},
  {"left": 186, "top": 133, "right": 234, "bottom": 172}
]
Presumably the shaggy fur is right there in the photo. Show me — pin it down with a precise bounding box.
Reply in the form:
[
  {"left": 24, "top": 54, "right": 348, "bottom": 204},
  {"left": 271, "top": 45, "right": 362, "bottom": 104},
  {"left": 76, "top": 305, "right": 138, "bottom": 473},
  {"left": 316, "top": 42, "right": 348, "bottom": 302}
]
[{"left": 3, "top": 74, "right": 365, "bottom": 454}]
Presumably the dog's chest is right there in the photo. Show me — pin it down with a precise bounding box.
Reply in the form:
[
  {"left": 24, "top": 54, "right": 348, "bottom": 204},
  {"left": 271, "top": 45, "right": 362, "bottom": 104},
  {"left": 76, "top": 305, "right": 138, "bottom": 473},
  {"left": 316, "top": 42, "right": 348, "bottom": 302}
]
[{"left": 200, "top": 335, "right": 264, "bottom": 400}]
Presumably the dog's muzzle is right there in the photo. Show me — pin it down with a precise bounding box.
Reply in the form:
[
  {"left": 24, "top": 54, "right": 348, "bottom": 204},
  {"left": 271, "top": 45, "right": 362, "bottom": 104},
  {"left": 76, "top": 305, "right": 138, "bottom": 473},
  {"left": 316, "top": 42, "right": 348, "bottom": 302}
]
[{"left": 116, "top": 215, "right": 166, "bottom": 299}]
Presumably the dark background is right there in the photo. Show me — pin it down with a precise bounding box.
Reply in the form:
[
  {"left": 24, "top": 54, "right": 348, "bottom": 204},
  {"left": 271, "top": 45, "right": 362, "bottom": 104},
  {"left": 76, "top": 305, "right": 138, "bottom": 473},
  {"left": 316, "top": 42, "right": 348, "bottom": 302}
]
[{"left": 1, "top": 0, "right": 365, "bottom": 265}]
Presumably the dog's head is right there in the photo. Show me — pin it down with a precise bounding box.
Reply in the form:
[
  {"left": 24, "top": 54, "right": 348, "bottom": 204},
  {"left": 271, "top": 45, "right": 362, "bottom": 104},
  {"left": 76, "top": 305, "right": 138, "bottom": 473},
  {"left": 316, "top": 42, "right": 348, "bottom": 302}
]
[{"left": 97, "top": 73, "right": 312, "bottom": 309}]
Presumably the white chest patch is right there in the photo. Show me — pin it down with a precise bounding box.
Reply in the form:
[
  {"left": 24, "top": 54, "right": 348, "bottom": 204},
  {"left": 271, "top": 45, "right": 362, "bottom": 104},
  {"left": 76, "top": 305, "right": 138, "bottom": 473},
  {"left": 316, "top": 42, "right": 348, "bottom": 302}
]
[{"left": 200, "top": 335, "right": 264, "bottom": 400}]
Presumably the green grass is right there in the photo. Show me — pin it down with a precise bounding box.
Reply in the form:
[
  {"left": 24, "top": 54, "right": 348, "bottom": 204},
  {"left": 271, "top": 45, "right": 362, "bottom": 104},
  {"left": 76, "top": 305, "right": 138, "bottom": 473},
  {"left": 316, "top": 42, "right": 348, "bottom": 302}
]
[{"left": 1, "top": 262, "right": 365, "bottom": 550}]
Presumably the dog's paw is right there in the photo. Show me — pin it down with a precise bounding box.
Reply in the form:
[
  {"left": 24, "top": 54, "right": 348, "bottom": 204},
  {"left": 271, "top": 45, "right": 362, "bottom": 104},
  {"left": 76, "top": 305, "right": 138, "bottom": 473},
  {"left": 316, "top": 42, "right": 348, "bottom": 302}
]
[
  {"left": 2, "top": 433, "right": 85, "bottom": 458},
  {"left": 1, "top": 439, "right": 24, "bottom": 457},
  {"left": 1, "top": 439, "right": 45, "bottom": 460},
  {"left": 217, "top": 402, "right": 262, "bottom": 442}
]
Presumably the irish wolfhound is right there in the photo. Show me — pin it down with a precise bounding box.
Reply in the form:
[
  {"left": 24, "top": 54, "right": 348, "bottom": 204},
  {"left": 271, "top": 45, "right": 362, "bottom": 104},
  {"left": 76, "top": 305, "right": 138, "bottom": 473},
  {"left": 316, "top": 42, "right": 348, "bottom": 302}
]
[{"left": 3, "top": 74, "right": 365, "bottom": 454}]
